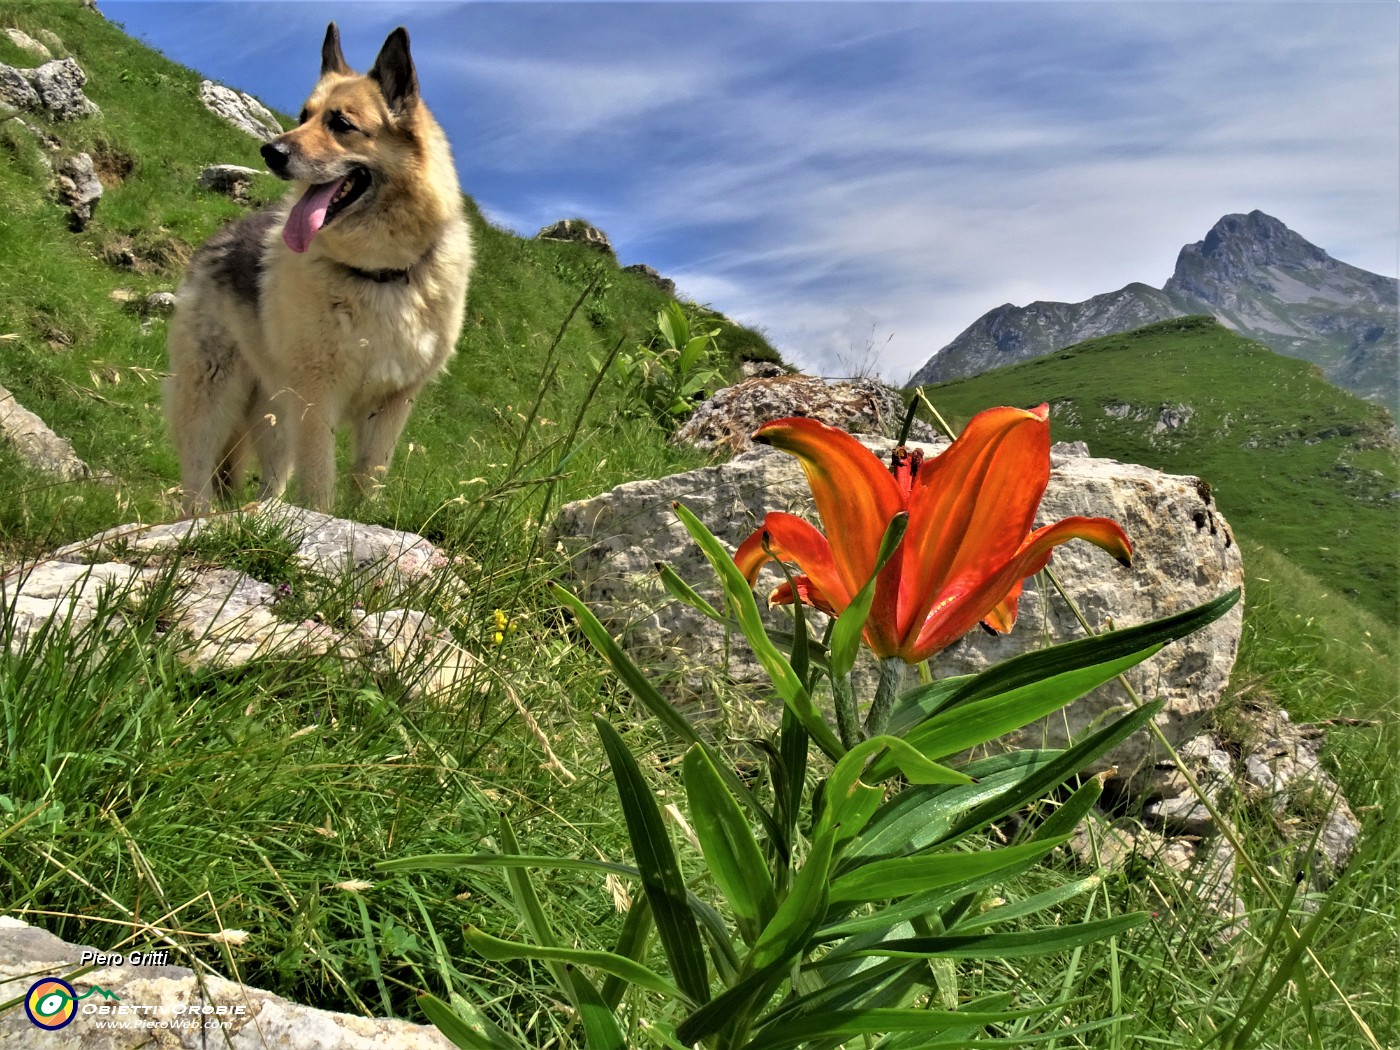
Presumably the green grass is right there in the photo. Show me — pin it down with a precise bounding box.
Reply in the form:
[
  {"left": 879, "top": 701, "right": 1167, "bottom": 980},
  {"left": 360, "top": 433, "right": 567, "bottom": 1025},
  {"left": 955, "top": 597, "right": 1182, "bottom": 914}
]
[
  {"left": 0, "top": 6, "right": 1396, "bottom": 1048},
  {"left": 921, "top": 316, "right": 1398, "bottom": 623}
]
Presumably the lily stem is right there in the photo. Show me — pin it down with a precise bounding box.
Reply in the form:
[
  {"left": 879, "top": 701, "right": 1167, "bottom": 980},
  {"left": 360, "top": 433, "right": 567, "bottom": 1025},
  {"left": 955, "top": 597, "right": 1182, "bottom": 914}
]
[
  {"left": 863, "top": 657, "right": 905, "bottom": 738},
  {"left": 832, "top": 673, "right": 862, "bottom": 750}
]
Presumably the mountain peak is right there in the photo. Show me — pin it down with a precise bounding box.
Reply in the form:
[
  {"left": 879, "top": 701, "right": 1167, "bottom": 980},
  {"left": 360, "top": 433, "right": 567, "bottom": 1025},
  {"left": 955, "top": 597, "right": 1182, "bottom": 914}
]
[
  {"left": 1175, "top": 210, "right": 1328, "bottom": 279},
  {"left": 909, "top": 210, "right": 1398, "bottom": 412}
]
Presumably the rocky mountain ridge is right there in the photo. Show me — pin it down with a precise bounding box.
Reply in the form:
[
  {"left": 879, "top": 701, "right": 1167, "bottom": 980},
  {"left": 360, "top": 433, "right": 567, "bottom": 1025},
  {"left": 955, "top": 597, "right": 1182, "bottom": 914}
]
[{"left": 910, "top": 211, "right": 1399, "bottom": 413}]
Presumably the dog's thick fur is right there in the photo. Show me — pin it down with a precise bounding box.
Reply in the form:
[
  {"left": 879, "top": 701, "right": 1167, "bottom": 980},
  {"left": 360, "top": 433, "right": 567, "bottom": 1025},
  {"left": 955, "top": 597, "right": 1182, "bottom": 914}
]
[{"left": 166, "top": 23, "right": 472, "bottom": 515}]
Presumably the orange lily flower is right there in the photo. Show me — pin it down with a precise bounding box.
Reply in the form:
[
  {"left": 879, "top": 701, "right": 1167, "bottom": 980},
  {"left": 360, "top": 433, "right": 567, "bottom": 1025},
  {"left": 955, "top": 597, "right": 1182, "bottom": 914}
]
[{"left": 734, "top": 405, "right": 1133, "bottom": 664}]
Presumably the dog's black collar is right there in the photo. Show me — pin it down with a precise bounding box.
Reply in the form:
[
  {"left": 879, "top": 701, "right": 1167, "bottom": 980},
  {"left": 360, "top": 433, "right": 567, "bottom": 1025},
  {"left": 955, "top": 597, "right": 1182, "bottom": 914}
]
[{"left": 342, "top": 264, "right": 411, "bottom": 285}]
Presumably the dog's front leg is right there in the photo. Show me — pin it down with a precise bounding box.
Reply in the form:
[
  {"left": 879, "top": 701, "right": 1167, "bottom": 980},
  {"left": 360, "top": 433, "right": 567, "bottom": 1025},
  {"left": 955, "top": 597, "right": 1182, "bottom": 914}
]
[
  {"left": 351, "top": 389, "right": 417, "bottom": 499},
  {"left": 252, "top": 386, "right": 293, "bottom": 503},
  {"left": 295, "top": 406, "right": 339, "bottom": 512}
]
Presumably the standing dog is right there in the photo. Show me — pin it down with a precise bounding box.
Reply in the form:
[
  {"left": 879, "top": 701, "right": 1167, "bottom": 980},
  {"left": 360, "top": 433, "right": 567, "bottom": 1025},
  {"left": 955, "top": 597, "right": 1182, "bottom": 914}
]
[{"left": 166, "top": 23, "right": 472, "bottom": 515}]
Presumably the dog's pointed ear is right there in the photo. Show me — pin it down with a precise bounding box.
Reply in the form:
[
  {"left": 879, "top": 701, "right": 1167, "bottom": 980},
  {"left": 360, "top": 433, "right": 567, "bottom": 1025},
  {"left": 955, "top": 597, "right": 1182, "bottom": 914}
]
[
  {"left": 369, "top": 27, "right": 418, "bottom": 115},
  {"left": 321, "top": 23, "right": 351, "bottom": 77}
]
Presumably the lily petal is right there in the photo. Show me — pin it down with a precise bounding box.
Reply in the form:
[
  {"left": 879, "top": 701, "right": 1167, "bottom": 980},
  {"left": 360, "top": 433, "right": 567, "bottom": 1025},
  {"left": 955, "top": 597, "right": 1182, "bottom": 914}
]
[
  {"left": 981, "top": 579, "right": 1025, "bottom": 635},
  {"left": 898, "top": 405, "right": 1051, "bottom": 642},
  {"left": 769, "top": 575, "right": 840, "bottom": 617},
  {"left": 735, "top": 511, "right": 855, "bottom": 615},
  {"left": 754, "top": 418, "right": 902, "bottom": 601},
  {"left": 904, "top": 513, "right": 1133, "bottom": 663}
]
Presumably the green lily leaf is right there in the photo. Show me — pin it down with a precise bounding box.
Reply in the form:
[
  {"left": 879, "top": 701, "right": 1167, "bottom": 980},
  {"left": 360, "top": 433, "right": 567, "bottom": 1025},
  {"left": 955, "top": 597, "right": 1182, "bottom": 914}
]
[
  {"left": 595, "top": 716, "right": 711, "bottom": 1007},
  {"left": 870, "top": 648, "right": 1156, "bottom": 779},
  {"left": 550, "top": 581, "right": 784, "bottom": 846},
  {"left": 750, "top": 825, "right": 837, "bottom": 971},
  {"left": 569, "top": 966, "right": 628, "bottom": 1050},
  {"left": 741, "top": 1003, "right": 1056, "bottom": 1050},
  {"left": 683, "top": 745, "right": 778, "bottom": 946},
  {"left": 861, "top": 913, "right": 1149, "bottom": 959},
  {"left": 927, "top": 589, "right": 1240, "bottom": 718},
  {"left": 672, "top": 501, "right": 844, "bottom": 759},
  {"left": 417, "top": 993, "right": 522, "bottom": 1050},
  {"left": 828, "top": 513, "right": 907, "bottom": 680},
  {"left": 828, "top": 835, "right": 1071, "bottom": 906},
  {"left": 655, "top": 562, "right": 724, "bottom": 621}
]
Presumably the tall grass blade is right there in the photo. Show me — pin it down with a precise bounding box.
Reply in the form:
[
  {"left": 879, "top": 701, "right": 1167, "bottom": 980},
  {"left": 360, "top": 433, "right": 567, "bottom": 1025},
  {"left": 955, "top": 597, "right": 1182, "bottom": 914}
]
[
  {"left": 464, "top": 927, "right": 688, "bottom": 1002},
  {"left": 594, "top": 716, "right": 711, "bottom": 1007},
  {"left": 671, "top": 501, "right": 844, "bottom": 759},
  {"left": 551, "top": 581, "right": 782, "bottom": 845},
  {"left": 418, "top": 993, "right": 523, "bottom": 1050}
]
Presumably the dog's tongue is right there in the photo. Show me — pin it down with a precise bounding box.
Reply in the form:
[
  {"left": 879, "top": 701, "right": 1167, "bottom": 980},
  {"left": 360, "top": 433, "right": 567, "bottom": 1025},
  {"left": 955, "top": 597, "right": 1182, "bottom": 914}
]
[{"left": 283, "top": 177, "right": 345, "bottom": 254}]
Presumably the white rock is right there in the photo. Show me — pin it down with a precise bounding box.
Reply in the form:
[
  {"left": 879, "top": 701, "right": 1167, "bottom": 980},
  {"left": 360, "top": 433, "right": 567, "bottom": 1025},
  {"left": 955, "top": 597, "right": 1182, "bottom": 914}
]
[
  {"left": 198, "top": 80, "right": 280, "bottom": 141},
  {"left": 551, "top": 437, "right": 1244, "bottom": 779},
  {"left": 3, "top": 27, "right": 51, "bottom": 60},
  {"left": 0, "top": 916, "right": 456, "bottom": 1048},
  {"left": 0, "top": 383, "right": 94, "bottom": 481}
]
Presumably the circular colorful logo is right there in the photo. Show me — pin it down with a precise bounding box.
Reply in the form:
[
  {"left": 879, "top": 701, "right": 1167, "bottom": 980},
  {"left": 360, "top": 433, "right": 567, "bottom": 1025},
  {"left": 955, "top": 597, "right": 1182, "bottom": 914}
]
[{"left": 25, "top": 978, "right": 78, "bottom": 1030}]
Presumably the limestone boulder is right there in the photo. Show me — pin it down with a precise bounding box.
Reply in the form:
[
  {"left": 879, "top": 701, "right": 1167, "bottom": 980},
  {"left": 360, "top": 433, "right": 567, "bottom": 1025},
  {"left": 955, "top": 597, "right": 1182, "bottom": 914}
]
[
  {"left": 551, "top": 437, "right": 1244, "bottom": 780},
  {"left": 56, "top": 150, "right": 102, "bottom": 229},
  {"left": 30, "top": 57, "right": 98, "bottom": 119},
  {"left": 0, "top": 383, "right": 95, "bottom": 483},
  {"left": 536, "top": 218, "right": 614, "bottom": 256},
  {"left": 674, "top": 374, "right": 934, "bottom": 456},
  {"left": 0, "top": 56, "right": 99, "bottom": 120},
  {"left": 0, "top": 916, "right": 455, "bottom": 1048},
  {"left": 4, "top": 505, "right": 471, "bottom": 701},
  {"left": 3, "top": 27, "right": 51, "bottom": 60},
  {"left": 198, "top": 163, "right": 262, "bottom": 203},
  {"left": 198, "top": 80, "right": 280, "bottom": 141}
]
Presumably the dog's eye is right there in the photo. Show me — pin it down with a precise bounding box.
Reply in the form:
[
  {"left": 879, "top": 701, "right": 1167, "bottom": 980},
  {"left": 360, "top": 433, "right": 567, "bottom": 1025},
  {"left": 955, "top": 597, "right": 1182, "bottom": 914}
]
[
  {"left": 298, "top": 108, "right": 310, "bottom": 125},
  {"left": 327, "top": 111, "right": 357, "bottom": 134}
]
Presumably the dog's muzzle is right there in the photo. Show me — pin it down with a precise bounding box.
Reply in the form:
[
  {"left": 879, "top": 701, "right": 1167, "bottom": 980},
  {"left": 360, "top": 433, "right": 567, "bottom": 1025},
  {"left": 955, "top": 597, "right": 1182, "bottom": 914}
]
[{"left": 261, "top": 140, "right": 293, "bottom": 178}]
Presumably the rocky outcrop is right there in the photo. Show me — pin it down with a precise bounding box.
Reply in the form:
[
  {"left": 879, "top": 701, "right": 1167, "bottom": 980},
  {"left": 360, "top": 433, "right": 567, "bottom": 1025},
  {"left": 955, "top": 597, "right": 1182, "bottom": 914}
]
[
  {"left": 622, "top": 263, "right": 676, "bottom": 295},
  {"left": 197, "top": 163, "right": 262, "bottom": 203},
  {"left": 0, "top": 56, "right": 99, "bottom": 120},
  {"left": 1066, "top": 699, "right": 1362, "bottom": 940},
  {"left": 674, "top": 374, "right": 933, "bottom": 456},
  {"left": 55, "top": 150, "right": 101, "bottom": 229},
  {"left": 536, "top": 218, "right": 614, "bottom": 256},
  {"left": 198, "top": 80, "right": 280, "bottom": 141},
  {"left": 0, "top": 916, "right": 454, "bottom": 1048},
  {"left": 3, "top": 505, "right": 474, "bottom": 701},
  {"left": 551, "top": 437, "right": 1244, "bottom": 781},
  {"left": 0, "top": 383, "right": 95, "bottom": 481},
  {"left": 1141, "top": 703, "right": 1360, "bottom": 873},
  {"left": 3, "top": 27, "right": 51, "bottom": 60},
  {"left": 911, "top": 212, "right": 1400, "bottom": 413}
]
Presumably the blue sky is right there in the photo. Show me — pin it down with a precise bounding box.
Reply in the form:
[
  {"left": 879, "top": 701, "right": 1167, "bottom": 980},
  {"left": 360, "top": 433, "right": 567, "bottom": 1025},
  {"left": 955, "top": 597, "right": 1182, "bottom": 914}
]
[{"left": 103, "top": 1, "right": 1400, "bottom": 381}]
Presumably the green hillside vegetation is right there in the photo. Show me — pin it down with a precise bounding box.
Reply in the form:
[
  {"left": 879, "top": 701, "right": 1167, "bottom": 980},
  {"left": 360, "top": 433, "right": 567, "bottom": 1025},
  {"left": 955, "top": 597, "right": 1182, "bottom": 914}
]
[
  {"left": 1, "top": 6, "right": 1397, "bottom": 1048},
  {"left": 923, "top": 316, "right": 1399, "bottom": 624}
]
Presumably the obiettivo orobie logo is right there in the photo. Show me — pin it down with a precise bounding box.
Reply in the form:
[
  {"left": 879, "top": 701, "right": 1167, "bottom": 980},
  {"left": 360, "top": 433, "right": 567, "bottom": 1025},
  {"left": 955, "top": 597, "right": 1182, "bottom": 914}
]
[{"left": 24, "top": 978, "right": 120, "bottom": 1031}]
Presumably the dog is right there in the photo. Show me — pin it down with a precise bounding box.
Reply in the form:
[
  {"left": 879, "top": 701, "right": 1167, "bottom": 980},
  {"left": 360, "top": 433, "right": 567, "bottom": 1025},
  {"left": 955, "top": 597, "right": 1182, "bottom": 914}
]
[{"left": 166, "top": 22, "right": 472, "bottom": 515}]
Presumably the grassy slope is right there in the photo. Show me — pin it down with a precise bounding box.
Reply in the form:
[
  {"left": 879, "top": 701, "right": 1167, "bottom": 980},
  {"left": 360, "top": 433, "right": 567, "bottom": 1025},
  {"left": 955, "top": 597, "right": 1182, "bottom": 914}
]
[
  {"left": 1, "top": 8, "right": 1397, "bottom": 1048},
  {"left": 922, "top": 316, "right": 1399, "bottom": 624},
  {"left": 0, "top": 1, "right": 771, "bottom": 554}
]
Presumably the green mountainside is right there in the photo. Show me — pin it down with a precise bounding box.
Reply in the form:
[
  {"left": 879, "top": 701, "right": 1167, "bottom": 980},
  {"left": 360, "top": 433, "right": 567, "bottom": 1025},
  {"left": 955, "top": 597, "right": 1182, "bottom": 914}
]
[
  {"left": 923, "top": 316, "right": 1399, "bottom": 623},
  {"left": 0, "top": 1, "right": 775, "bottom": 553}
]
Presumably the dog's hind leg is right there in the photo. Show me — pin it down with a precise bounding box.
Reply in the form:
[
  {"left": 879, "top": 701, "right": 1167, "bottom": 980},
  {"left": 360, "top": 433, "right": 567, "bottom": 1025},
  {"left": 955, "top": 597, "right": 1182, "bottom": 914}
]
[
  {"left": 166, "top": 315, "right": 259, "bottom": 518},
  {"left": 351, "top": 389, "right": 417, "bottom": 500},
  {"left": 212, "top": 428, "right": 248, "bottom": 504}
]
